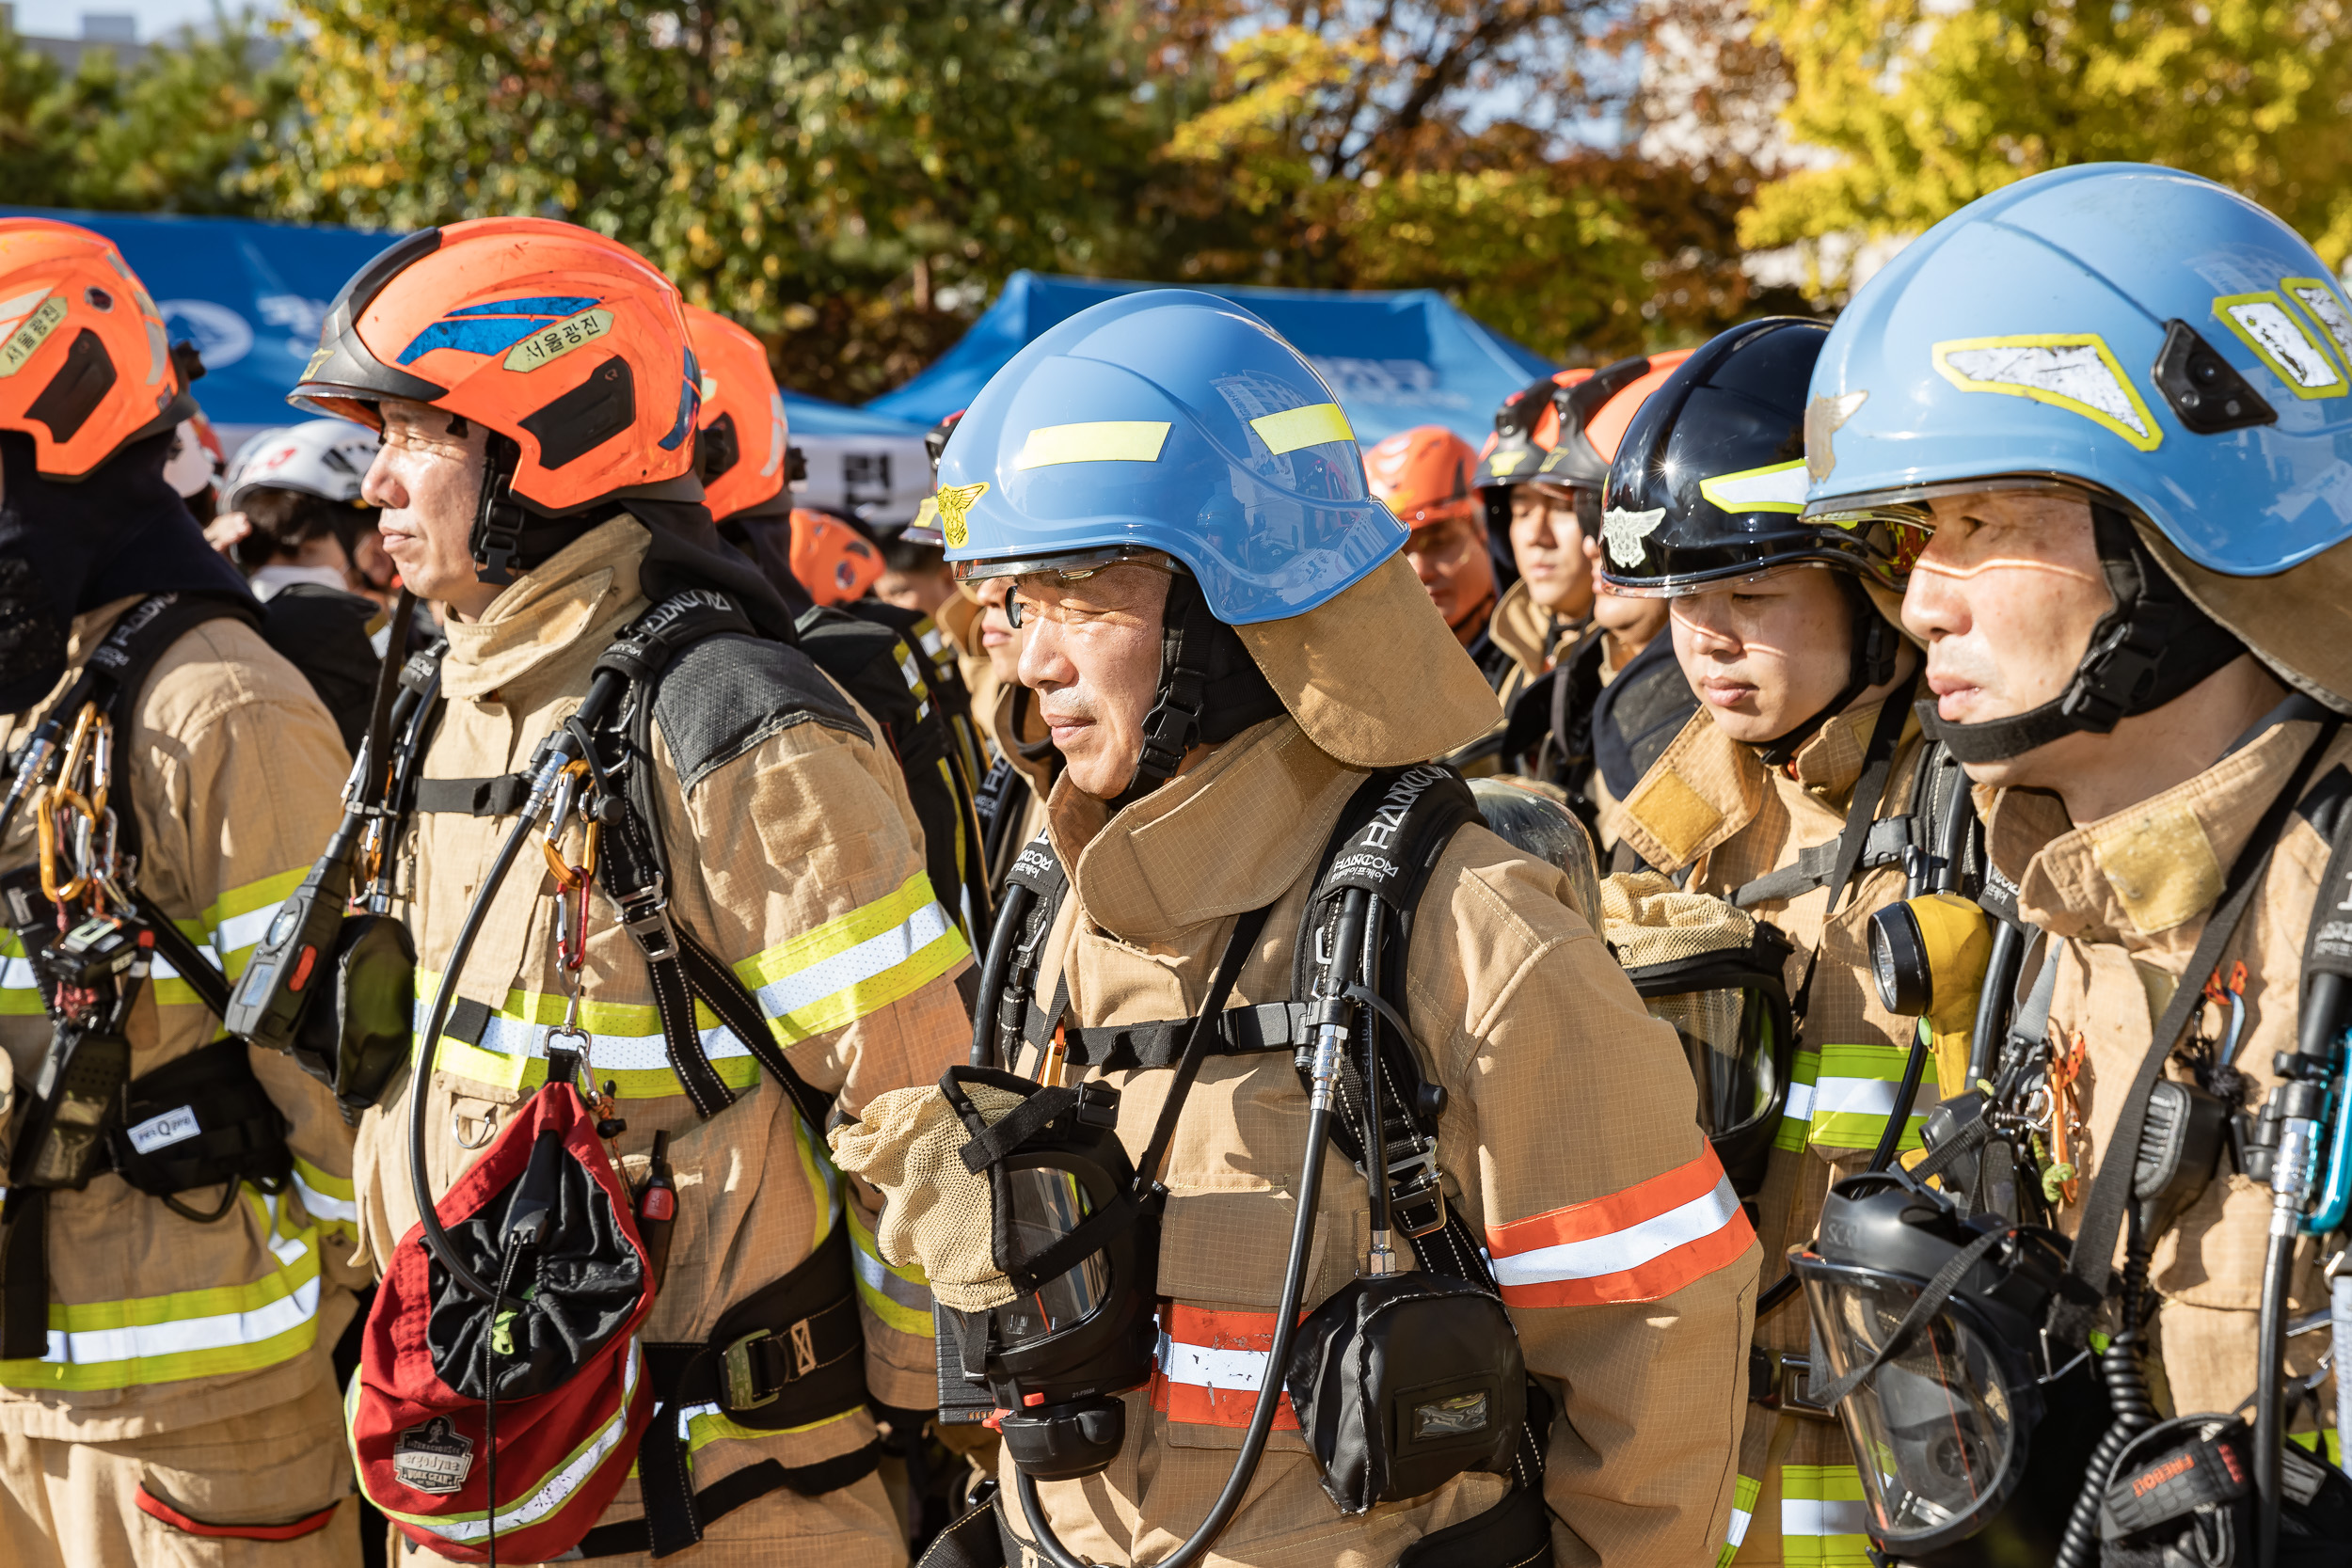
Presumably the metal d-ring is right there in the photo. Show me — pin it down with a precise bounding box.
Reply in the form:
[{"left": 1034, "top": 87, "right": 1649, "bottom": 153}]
[{"left": 452, "top": 1104, "right": 500, "bottom": 1149}]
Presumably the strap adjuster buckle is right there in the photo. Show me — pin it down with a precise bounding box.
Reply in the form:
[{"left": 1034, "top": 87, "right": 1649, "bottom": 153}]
[
  {"left": 1388, "top": 1149, "right": 1447, "bottom": 1238},
  {"left": 618, "top": 875, "right": 676, "bottom": 961},
  {"left": 723, "top": 1329, "right": 781, "bottom": 1411}
]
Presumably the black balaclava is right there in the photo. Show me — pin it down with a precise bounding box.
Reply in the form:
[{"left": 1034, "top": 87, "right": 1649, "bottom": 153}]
[
  {"left": 1111, "top": 571, "right": 1284, "bottom": 812},
  {"left": 0, "top": 428, "right": 253, "bottom": 712},
  {"left": 1918, "top": 501, "right": 2247, "bottom": 764}
]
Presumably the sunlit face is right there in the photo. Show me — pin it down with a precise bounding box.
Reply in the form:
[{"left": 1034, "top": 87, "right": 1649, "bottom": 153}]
[
  {"left": 1508, "top": 484, "right": 1596, "bottom": 617},
  {"left": 1011, "top": 559, "right": 1172, "bottom": 800},
  {"left": 1902, "top": 489, "right": 2114, "bottom": 785},
  {"left": 876, "top": 562, "right": 956, "bottom": 618},
  {"left": 360, "top": 400, "right": 496, "bottom": 619},
  {"left": 1669, "top": 564, "right": 1856, "bottom": 747},
  {"left": 1404, "top": 508, "right": 1497, "bottom": 636},
  {"left": 974, "top": 576, "right": 1021, "bottom": 685}
]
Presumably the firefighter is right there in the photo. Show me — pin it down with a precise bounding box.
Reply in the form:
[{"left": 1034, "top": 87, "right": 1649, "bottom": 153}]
[
  {"left": 0, "top": 218, "right": 363, "bottom": 1564},
  {"left": 295, "top": 219, "right": 973, "bottom": 1564},
  {"left": 834, "top": 289, "right": 1756, "bottom": 1566},
  {"left": 1597, "top": 317, "right": 1947, "bottom": 1567}
]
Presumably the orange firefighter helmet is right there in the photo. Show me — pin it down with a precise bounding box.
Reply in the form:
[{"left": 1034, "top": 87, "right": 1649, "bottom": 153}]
[
  {"left": 1363, "top": 424, "right": 1482, "bottom": 531},
  {"left": 789, "top": 508, "right": 883, "bottom": 606},
  {"left": 0, "top": 218, "right": 195, "bottom": 478},
  {"left": 290, "top": 217, "right": 703, "bottom": 523},
  {"left": 681, "top": 304, "right": 790, "bottom": 522}
]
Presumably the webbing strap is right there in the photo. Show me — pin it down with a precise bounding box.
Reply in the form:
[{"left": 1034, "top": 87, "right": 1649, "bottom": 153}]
[
  {"left": 1786, "top": 673, "right": 1919, "bottom": 1027},
  {"left": 410, "top": 773, "right": 532, "bottom": 817},
  {"left": 2058, "top": 719, "right": 2339, "bottom": 1337},
  {"left": 1019, "top": 997, "right": 1314, "bottom": 1069},
  {"left": 133, "top": 889, "right": 230, "bottom": 1018},
  {"left": 0, "top": 1188, "right": 46, "bottom": 1360},
  {"left": 1728, "top": 816, "right": 1915, "bottom": 909}
]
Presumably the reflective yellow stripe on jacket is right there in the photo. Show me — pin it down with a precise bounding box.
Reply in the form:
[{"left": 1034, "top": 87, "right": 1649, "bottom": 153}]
[
  {"left": 1807, "top": 1040, "right": 1936, "bottom": 1152},
  {"left": 1780, "top": 1464, "right": 1873, "bottom": 1566},
  {"left": 1718, "top": 1472, "right": 1760, "bottom": 1567},
  {"left": 151, "top": 864, "right": 310, "bottom": 1010},
  {"left": 411, "top": 875, "right": 968, "bottom": 1101},
  {"left": 0, "top": 1187, "right": 323, "bottom": 1392}
]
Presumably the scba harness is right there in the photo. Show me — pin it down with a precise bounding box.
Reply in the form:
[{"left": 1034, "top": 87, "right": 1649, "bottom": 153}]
[
  {"left": 311, "top": 590, "right": 898, "bottom": 1561},
  {"left": 0, "top": 593, "right": 303, "bottom": 1362},
  {"left": 929, "top": 763, "right": 1554, "bottom": 1568}
]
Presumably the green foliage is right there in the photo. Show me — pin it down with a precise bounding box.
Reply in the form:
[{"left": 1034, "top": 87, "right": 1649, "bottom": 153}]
[
  {"left": 258, "top": 1, "right": 1172, "bottom": 399},
  {"left": 0, "top": 10, "right": 294, "bottom": 214},
  {"left": 1745, "top": 0, "right": 2352, "bottom": 272}
]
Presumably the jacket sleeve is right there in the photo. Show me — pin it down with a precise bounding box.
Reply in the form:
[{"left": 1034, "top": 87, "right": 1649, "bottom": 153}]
[
  {"left": 666, "top": 698, "right": 974, "bottom": 1412},
  {"left": 136, "top": 623, "right": 363, "bottom": 1277},
  {"left": 1432, "top": 849, "right": 1758, "bottom": 1567}
]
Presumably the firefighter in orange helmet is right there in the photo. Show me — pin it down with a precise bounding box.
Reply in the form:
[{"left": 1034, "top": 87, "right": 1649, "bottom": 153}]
[
  {"left": 294, "top": 219, "right": 972, "bottom": 1565},
  {"left": 1363, "top": 423, "right": 1516, "bottom": 688},
  {"left": 0, "top": 218, "right": 362, "bottom": 1564},
  {"left": 1476, "top": 354, "right": 1700, "bottom": 847}
]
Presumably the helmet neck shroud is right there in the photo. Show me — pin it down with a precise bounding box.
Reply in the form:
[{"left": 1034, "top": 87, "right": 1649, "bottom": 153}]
[
  {"left": 1113, "top": 570, "right": 1284, "bottom": 812},
  {"left": 1920, "top": 500, "right": 2247, "bottom": 766}
]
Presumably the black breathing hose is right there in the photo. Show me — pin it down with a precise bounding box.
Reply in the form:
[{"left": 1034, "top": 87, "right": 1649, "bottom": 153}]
[
  {"left": 406, "top": 670, "right": 626, "bottom": 1301},
  {"left": 1965, "top": 921, "right": 2024, "bottom": 1088},
  {"left": 2053, "top": 1225, "right": 2160, "bottom": 1568},
  {"left": 969, "top": 881, "right": 1032, "bottom": 1069},
  {"left": 1015, "top": 887, "right": 1369, "bottom": 1568}
]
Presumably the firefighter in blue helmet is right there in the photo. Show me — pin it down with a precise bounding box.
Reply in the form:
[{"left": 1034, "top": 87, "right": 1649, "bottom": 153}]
[
  {"left": 1794, "top": 165, "right": 2352, "bottom": 1564},
  {"left": 830, "top": 290, "right": 1756, "bottom": 1566}
]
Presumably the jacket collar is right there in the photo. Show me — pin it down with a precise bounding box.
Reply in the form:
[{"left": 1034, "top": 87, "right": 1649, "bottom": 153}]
[
  {"left": 1615, "top": 697, "right": 1899, "bottom": 872},
  {"left": 1048, "top": 716, "right": 1359, "bottom": 944},
  {"left": 1989, "top": 716, "right": 2330, "bottom": 944},
  {"left": 438, "top": 517, "right": 646, "bottom": 700},
  {"left": 1486, "top": 577, "right": 1584, "bottom": 677}
]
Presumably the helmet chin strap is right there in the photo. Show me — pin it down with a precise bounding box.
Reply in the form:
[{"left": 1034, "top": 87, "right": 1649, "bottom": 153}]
[
  {"left": 469, "top": 431, "right": 601, "bottom": 587},
  {"left": 1920, "top": 502, "right": 2248, "bottom": 766},
  {"left": 1756, "top": 574, "right": 1899, "bottom": 768},
  {"left": 1111, "top": 573, "right": 1285, "bottom": 813}
]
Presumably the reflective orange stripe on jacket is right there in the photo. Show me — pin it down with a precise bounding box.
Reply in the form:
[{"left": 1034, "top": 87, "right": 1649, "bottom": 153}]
[
  {"left": 1151, "top": 1306, "right": 1299, "bottom": 1431},
  {"left": 1486, "top": 1147, "right": 1754, "bottom": 1307}
]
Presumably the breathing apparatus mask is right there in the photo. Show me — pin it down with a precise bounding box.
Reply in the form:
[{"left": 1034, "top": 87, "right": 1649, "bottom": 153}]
[{"left": 1601, "top": 872, "right": 1795, "bottom": 1197}]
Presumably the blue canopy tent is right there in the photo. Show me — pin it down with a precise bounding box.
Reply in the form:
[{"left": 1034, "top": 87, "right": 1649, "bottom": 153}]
[
  {"left": 864, "top": 271, "right": 1560, "bottom": 447},
  {"left": 0, "top": 207, "right": 937, "bottom": 521}
]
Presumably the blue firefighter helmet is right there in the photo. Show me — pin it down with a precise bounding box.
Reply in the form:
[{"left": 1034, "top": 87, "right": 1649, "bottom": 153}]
[
  {"left": 1804, "top": 162, "right": 2352, "bottom": 577},
  {"left": 936, "top": 291, "right": 1404, "bottom": 624}
]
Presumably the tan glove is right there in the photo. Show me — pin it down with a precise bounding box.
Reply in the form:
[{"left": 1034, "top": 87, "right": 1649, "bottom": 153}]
[{"left": 830, "top": 1081, "right": 1027, "bottom": 1311}]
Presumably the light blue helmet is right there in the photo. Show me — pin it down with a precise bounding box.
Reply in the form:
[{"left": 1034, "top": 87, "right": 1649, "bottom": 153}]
[
  {"left": 936, "top": 290, "right": 1403, "bottom": 624},
  {"left": 1804, "top": 165, "right": 2352, "bottom": 755},
  {"left": 1804, "top": 163, "right": 2352, "bottom": 576}
]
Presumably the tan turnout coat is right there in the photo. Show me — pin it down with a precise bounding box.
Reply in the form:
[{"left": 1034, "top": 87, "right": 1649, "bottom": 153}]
[
  {"left": 992, "top": 711, "right": 1757, "bottom": 1568},
  {"left": 1613, "top": 699, "right": 1931, "bottom": 1566},
  {"left": 0, "top": 597, "right": 361, "bottom": 1557},
  {"left": 1982, "top": 716, "right": 2347, "bottom": 1421},
  {"left": 350, "top": 519, "right": 973, "bottom": 1565}
]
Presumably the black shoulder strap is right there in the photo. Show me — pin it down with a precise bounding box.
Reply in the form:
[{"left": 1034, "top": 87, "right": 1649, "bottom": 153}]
[
  {"left": 72, "top": 594, "right": 258, "bottom": 1020},
  {"left": 2056, "top": 719, "right": 2341, "bottom": 1336},
  {"left": 580, "top": 592, "right": 839, "bottom": 1130}
]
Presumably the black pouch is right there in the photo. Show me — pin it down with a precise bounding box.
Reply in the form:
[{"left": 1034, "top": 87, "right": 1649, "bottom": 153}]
[
  {"left": 2102, "top": 1415, "right": 2352, "bottom": 1567},
  {"left": 293, "top": 911, "right": 416, "bottom": 1120},
  {"left": 8, "top": 1022, "right": 130, "bottom": 1190},
  {"left": 1283, "top": 1271, "right": 1526, "bottom": 1514},
  {"left": 108, "top": 1037, "right": 292, "bottom": 1218}
]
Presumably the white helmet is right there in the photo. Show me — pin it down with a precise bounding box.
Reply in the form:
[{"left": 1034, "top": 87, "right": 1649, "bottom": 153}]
[{"left": 224, "top": 418, "right": 380, "bottom": 511}]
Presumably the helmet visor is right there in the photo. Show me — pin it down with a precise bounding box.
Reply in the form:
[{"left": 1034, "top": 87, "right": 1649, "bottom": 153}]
[{"left": 1798, "top": 1256, "right": 2033, "bottom": 1551}]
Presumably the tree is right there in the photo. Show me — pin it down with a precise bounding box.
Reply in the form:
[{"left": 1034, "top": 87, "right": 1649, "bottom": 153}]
[
  {"left": 0, "top": 9, "right": 293, "bottom": 214},
  {"left": 1743, "top": 0, "right": 2352, "bottom": 277},
  {"left": 259, "top": 0, "right": 1172, "bottom": 399}
]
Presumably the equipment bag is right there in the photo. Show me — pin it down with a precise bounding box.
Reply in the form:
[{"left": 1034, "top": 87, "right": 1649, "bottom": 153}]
[{"left": 352, "top": 1074, "right": 654, "bottom": 1564}]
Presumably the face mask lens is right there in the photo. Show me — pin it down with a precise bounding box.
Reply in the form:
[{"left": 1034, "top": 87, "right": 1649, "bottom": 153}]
[
  {"left": 992, "top": 1166, "right": 1112, "bottom": 1348},
  {"left": 1653, "top": 984, "right": 1780, "bottom": 1141},
  {"left": 1804, "top": 1269, "right": 2024, "bottom": 1545}
]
